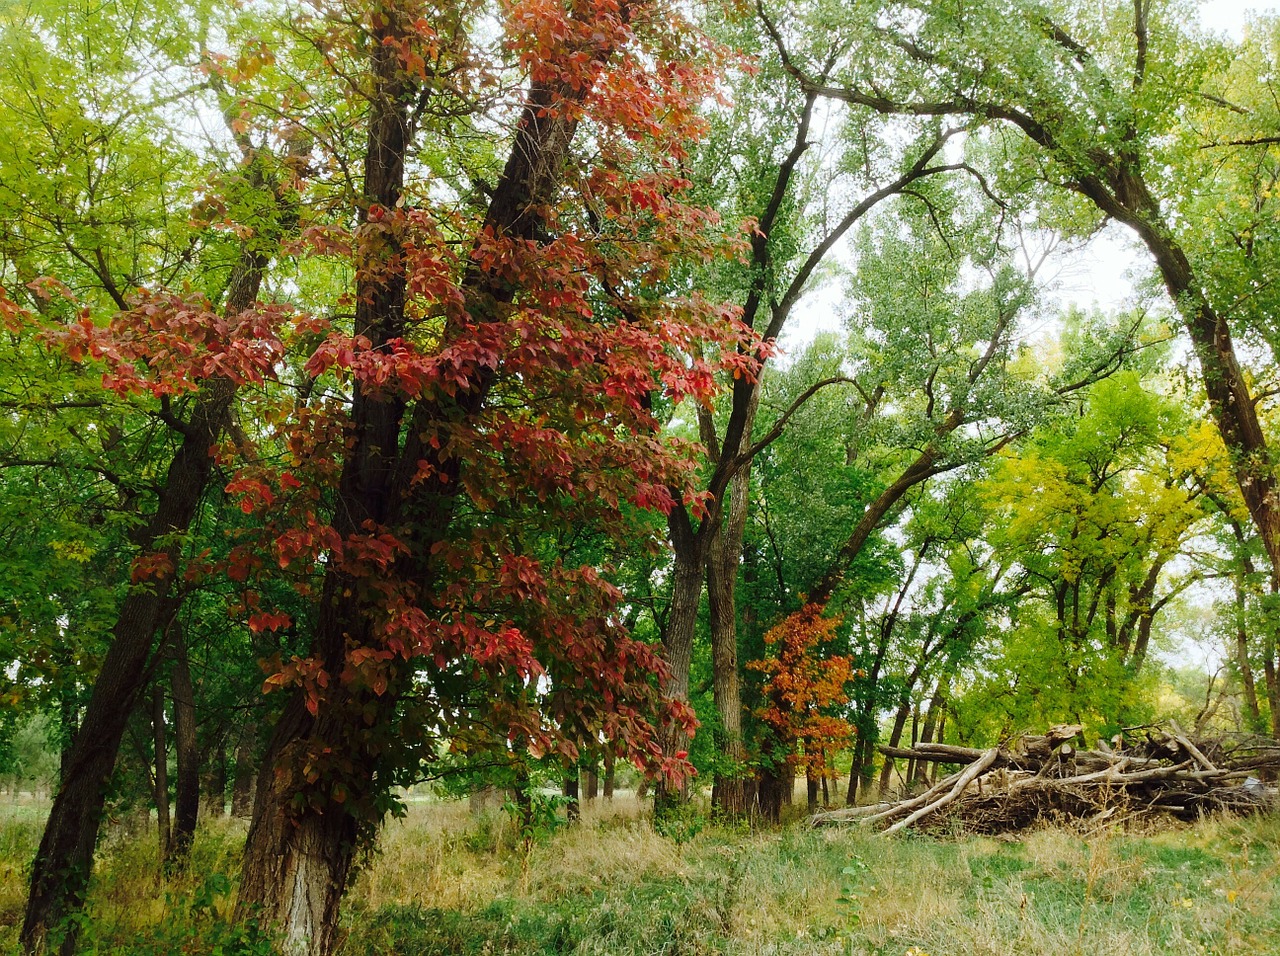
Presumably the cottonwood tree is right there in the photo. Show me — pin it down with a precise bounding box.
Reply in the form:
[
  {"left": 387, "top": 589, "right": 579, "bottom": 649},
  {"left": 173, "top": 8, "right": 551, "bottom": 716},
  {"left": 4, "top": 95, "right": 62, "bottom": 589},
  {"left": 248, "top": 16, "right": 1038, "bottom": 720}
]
[
  {"left": 969, "top": 372, "right": 1222, "bottom": 735},
  {"left": 650, "top": 9, "right": 985, "bottom": 816},
  {"left": 760, "top": 0, "right": 1280, "bottom": 597}
]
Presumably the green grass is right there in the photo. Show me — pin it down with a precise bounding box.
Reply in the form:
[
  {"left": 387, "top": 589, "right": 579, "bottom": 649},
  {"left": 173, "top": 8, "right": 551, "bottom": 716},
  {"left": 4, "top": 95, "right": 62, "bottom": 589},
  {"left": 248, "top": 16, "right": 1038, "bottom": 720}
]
[{"left": 3, "top": 797, "right": 1280, "bottom": 954}]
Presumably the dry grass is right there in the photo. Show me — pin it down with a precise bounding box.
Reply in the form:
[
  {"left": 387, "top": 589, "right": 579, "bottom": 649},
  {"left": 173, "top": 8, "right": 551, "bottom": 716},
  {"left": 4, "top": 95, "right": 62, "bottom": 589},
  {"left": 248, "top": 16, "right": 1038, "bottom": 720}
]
[{"left": 2, "top": 795, "right": 1280, "bottom": 954}]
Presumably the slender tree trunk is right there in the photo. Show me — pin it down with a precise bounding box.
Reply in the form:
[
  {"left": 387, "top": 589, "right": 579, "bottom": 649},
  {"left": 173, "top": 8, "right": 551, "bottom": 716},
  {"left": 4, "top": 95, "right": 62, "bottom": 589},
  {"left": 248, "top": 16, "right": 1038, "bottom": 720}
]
[
  {"left": 584, "top": 764, "right": 598, "bottom": 802},
  {"left": 231, "top": 723, "right": 258, "bottom": 819},
  {"left": 878, "top": 698, "right": 911, "bottom": 796},
  {"left": 914, "top": 682, "right": 946, "bottom": 786},
  {"left": 202, "top": 741, "right": 227, "bottom": 819},
  {"left": 602, "top": 746, "right": 615, "bottom": 800},
  {"left": 167, "top": 627, "right": 199, "bottom": 868},
  {"left": 1236, "top": 611, "right": 1263, "bottom": 734},
  {"left": 151, "top": 684, "right": 171, "bottom": 863},
  {"left": 563, "top": 772, "right": 581, "bottom": 823},
  {"left": 1265, "top": 632, "right": 1280, "bottom": 740},
  {"left": 20, "top": 136, "right": 284, "bottom": 951}
]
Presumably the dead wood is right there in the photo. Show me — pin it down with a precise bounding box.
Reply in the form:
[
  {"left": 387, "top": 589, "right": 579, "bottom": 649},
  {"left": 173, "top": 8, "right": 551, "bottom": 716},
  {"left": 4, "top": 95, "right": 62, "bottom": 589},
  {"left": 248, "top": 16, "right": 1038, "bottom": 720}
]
[{"left": 811, "top": 724, "right": 1277, "bottom": 835}]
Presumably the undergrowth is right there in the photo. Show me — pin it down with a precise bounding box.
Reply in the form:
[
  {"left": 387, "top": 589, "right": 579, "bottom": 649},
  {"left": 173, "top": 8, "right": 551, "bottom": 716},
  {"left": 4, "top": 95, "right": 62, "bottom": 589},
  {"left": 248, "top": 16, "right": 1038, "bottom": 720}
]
[{"left": 1, "top": 795, "right": 1279, "bottom": 954}]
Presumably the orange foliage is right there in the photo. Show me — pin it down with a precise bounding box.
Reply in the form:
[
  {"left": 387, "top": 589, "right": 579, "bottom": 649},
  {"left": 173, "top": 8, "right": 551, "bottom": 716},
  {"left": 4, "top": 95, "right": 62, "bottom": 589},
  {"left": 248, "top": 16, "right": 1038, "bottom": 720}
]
[{"left": 747, "top": 604, "right": 855, "bottom": 777}]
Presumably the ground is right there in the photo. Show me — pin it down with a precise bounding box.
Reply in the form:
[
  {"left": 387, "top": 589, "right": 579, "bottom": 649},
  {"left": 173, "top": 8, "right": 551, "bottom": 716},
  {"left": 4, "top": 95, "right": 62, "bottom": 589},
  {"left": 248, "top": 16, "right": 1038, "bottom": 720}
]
[{"left": 1, "top": 794, "right": 1279, "bottom": 954}]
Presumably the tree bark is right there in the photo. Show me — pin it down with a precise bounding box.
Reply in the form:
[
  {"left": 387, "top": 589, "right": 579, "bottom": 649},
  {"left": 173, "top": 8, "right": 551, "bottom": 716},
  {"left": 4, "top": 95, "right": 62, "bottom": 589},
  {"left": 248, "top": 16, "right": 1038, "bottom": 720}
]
[
  {"left": 878, "top": 698, "right": 912, "bottom": 796},
  {"left": 151, "top": 683, "right": 171, "bottom": 863},
  {"left": 602, "top": 746, "right": 615, "bottom": 799},
  {"left": 230, "top": 722, "right": 258, "bottom": 819},
  {"left": 707, "top": 446, "right": 755, "bottom": 818},
  {"left": 914, "top": 682, "right": 947, "bottom": 787},
  {"left": 563, "top": 772, "right": 581, "bottom": 823},
  {"left": 654, "top": 545, "right": 703, "bottom": 815},
  {"left": 167, "top": 625, "right": 200, "bottom": 868},
  {"left": 202, "top": 740, "right": 227, "bottom": 819}
]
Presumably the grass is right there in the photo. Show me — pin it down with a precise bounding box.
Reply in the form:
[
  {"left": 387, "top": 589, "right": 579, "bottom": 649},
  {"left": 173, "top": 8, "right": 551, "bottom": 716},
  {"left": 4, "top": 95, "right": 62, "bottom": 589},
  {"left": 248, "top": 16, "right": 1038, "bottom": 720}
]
[{"left": 2, "top": 794, "right": 1280, "bottom": 954}]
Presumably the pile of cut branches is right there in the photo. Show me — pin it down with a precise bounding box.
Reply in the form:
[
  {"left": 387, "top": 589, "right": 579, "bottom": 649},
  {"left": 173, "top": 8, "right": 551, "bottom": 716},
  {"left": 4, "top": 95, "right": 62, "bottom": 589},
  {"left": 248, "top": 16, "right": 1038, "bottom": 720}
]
[{"left": 812, "top": 723, "right": 1276, "bottom": 835}]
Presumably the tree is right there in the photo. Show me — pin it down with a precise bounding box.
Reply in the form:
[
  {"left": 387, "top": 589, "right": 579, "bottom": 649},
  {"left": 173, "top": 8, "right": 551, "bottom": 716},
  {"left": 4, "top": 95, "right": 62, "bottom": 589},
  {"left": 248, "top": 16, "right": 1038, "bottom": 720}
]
[
  {"left": 747, "top": 604, "right": 854, "bottom": 818},
  {"left": 648, "top": 8, "right": 973, "bottom": 816},
  {"left": 2, "top": 0, "right": 308, "bottom": 947},
  {"left": 760, "top": 0, "right": 1280, "bottom": 598},
  {"left": 217, "top": 1, "right": 746, "bottom": 951}
]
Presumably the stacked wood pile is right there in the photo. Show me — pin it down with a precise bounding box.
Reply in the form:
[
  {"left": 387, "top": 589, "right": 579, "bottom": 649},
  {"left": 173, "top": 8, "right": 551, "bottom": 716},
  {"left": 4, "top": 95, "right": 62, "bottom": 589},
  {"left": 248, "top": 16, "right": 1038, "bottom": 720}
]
[{"left": 812, "top": 723, "right": 1277, "bottom": 835}]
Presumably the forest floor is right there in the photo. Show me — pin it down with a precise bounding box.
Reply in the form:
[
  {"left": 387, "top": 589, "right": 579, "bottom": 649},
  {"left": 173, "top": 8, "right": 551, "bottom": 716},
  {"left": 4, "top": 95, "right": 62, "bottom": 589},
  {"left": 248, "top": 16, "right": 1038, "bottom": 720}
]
[{"left": 1, "top": 794, "right": 1279, "bottom": 954}]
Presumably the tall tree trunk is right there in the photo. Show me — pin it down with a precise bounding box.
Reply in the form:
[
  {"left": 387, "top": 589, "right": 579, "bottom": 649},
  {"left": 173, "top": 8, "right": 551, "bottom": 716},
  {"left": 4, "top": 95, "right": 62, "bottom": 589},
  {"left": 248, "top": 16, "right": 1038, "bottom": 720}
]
[
  {"left": 235, "top": 21, "right": 413, "bottom": 945},
  {"left": 654, "top": 545, "right": 703, "bottom": 815},
  {"left": 167, "top": 626, "right": 200, "bottom": 868},
  {"left": 707, "top": 448, "right": 755, "bottom": 818},
  {"left": 151, "top": 683, "right": 171, "bottom": 863}
]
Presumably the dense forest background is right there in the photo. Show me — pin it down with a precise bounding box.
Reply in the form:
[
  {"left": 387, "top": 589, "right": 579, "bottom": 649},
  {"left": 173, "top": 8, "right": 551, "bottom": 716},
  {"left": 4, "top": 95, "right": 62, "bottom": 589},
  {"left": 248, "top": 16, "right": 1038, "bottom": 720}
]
[{"left": 1, "top": 0, "right": 1279, "bottom": 951}]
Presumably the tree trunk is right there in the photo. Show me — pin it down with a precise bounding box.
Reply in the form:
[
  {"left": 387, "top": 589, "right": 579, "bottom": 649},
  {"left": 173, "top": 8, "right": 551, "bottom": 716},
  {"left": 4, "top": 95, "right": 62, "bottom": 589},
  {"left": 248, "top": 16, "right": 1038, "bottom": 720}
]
[
  {"left": 231, "top": 722, "right": 258, "bottom": 818},
  {"left": 584, "top": 765, "right": 598, "bottom": 801},
  {"left": 914, "top": 682, "right": 946, "bottom": 786},
  {"left": 202, "top": 740, "right": 227, "bottom": 818},
  {"left": 602, "top": 746, "right": 615, "bottom": 799},
  {"left": 845, "top": 735, "right": 878, "bottom": 806},
  {"left": 167, "top": 627, "right": 199, "bottom": 868},
  {"left": 151, "top": 683, "right": 171, "bottom": 863},
  {"left": 238, "top": 745, "right": 357, "bottom": 956},
  {"left": 878, "top": 698, "right": 911, "bottom": 796},
  {"left": 654, "top": 545, "right": 703, "bottom": 816},
  {"left": 756, "top": 765, "right": 785, "bottom": 823},
  {"left": 1265, "top": 629, "right": 1280, "bottom": 740},
  {"left": 563, "top": 772, "right": 581, "bottom": 823},
  {"left": 707, "top": 451, "right": 754, "bottom": 818}
]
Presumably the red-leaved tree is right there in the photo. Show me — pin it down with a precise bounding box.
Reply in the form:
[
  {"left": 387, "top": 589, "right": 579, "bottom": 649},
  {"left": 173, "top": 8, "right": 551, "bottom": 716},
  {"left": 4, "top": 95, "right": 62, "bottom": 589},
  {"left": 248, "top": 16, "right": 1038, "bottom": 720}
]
[{"left": 200, "top": 0, "right": 756, "bottom": 952}]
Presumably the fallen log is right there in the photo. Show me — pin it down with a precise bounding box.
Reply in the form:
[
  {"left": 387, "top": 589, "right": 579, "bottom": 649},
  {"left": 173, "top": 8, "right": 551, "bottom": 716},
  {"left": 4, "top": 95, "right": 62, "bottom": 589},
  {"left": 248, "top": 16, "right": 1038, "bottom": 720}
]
[{"left": 816, "top": 724, "right": 1278, "bottom": 835}]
